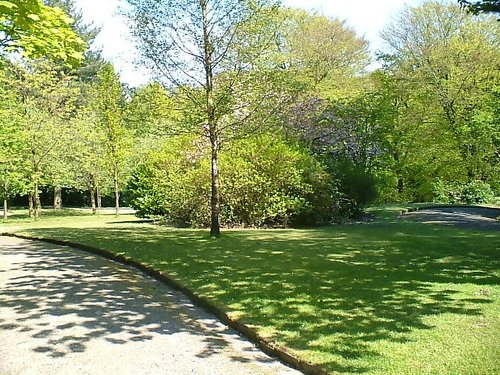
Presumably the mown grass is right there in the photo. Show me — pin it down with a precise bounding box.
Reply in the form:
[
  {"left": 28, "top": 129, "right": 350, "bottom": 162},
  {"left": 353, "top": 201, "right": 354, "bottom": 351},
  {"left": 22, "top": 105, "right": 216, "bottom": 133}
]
[{"left": 1, "top": 207, "right": 499, "bottom": 374}]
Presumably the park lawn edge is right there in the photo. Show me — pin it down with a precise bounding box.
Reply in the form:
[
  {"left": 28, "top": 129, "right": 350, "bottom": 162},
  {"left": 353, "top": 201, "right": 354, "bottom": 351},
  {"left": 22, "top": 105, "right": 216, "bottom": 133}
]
[{"left": 1, "top": 232, "right": 327, "bottom": 375}]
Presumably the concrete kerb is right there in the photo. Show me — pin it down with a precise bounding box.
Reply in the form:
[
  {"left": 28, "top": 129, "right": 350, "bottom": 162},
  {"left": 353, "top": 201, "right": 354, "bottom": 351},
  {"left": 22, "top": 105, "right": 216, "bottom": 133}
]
[{"left": 1, "top": 232, "right": 327, "bottom": 375}]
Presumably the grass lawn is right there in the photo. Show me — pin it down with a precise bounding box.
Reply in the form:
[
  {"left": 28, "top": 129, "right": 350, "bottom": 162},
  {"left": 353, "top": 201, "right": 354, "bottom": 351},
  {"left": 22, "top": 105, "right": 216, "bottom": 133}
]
[{"left": 1, "top": 207, "right": 499, "bottom": 374}]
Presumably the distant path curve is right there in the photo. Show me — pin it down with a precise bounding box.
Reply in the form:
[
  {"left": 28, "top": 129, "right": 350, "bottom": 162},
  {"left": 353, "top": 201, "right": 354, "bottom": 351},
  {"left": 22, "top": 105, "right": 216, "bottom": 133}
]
[
  {"left": 0, "top": 236, "right": 299, "bottom": 375},
  {"left": 403, "top": 206, "right": 500, "bottom": 231}
]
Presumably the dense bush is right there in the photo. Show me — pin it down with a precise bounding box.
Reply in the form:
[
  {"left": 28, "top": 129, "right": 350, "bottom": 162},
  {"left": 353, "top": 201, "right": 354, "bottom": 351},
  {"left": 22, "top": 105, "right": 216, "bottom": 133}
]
[
  {"left": 461, "top": 180, "right": 495, "bottom": 204},
  {"left": 220, "top": 135, "right": 341, "bottom": 226},
  {"left": 322, "top": 157, "right": 378, "bottom": 217},
  {"left": 432, "top": 179, "right": 495, "bottom": 204},
  {"left": 126, "top": 136, "right": 211, "bottom": 225},
  {"left": 127, "top": 134, "right": 344, "bottom": 227}
]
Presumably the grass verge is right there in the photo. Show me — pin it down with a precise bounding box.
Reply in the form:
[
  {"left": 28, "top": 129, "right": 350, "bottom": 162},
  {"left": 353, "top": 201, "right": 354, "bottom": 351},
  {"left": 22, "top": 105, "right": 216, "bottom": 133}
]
[{"left": 1, "top": 207, "right": 499, "bottom": 374}]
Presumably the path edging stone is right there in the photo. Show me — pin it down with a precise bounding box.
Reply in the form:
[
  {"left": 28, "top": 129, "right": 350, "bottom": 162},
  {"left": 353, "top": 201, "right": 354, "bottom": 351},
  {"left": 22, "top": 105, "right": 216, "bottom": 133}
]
[{"left": 1, "top": 232, "right": 327, "bottom": 375}]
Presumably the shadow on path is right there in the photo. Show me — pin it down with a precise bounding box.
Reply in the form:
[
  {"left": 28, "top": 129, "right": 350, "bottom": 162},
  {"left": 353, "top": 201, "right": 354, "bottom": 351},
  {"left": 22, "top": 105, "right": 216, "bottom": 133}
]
[
  {"left": 0, "top": 237, "right": 294, "bottom": 374},
  {"left": 404, "top": 207, "right": 500, "bottom": 231}
]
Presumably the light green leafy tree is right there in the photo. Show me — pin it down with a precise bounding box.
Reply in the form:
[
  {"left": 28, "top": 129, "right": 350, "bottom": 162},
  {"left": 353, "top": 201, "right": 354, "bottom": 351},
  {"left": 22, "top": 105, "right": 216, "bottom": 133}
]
[
  {"left": 10, "top": 60, "right": 79, "bottom": 218},
  {"left": 125, "top": 0, "right": 286, "bottom": 237},
  {"left": 0, "top": 0, "right": 86, "bottom": 65},
  {"left": 92, "top": 63, "right": 130, "bottom": 216},
  {"left": 0, "top": 62, "right": 28, "bottom": 219},
  {"left": 381, "top": 1, "right": 500, "bottom": 198},
  {"left": 281, "top": 9, "right": 370, "bottom": 98},
  {"left": 65, "top": 106, "right": 108, "bottom": 213}
]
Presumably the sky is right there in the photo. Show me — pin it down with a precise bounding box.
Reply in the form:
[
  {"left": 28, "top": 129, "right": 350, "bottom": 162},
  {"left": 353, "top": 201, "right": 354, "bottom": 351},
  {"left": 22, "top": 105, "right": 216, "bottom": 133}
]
[{"left": 74, "top": 0, "right": 432, "bottom": 86}]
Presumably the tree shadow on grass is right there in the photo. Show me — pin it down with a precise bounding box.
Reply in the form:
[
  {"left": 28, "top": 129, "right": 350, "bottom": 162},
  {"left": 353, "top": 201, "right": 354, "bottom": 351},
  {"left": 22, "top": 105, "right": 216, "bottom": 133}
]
[
  {"left": 0, "top": 239, "right": 272, "bottom": 366},
  {"left": 20, "top": 222, "right": 500, "bottom": 373}
]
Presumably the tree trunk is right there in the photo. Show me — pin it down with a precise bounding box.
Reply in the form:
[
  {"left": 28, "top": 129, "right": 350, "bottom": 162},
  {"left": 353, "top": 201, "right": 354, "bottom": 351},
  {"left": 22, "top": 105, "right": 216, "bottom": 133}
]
[
  {"left": 201, "top": 0, "right": 220, "bottom": 237},
  {"left": 3, "top": 197, "right": 7, "bottom": 221},
  {"left": 28, "top": 193, "right": 34, "bottom": 218},
  {"left": 397, "top": 177, "right": 404, "bottom": 194},
  {"left": 97, "top": 185, "right": 102, "bottom": 215},
  {"left": 3, "top": 180, "right": 8, "bottom": 220},
  {"left": 393, "top": 151, "right": 404, "bottom": 195},
  {"left": 33, "top": 181, "right": 41, "bottom": 220},
  {"left": 54, "top": 186, "right": 62, "bottom": 209},
  {"left": 114, "top": 166, "right": 120, "bottom": 216},
  {"left": 90, "top": 174, "right": 97, "bottom": 214},
  {"left": 210, "top": 135, "right": 221, "bottom": 237},
  {"left": 90, "top": 187, "right": 96, "bottom": 214}
]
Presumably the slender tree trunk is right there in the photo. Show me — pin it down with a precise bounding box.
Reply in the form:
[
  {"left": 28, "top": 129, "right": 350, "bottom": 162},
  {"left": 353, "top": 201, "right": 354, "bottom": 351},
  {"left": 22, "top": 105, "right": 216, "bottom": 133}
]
[
  {"left": 30, "top": 143, "right": 40, "bottom": 219},
  {"left": 96, "top": 185, "right": 101, "bottom": 215},
  {"left": 201, "top": 0, "right": 220, "bottom": 237},
  {"left": 90, "top": 174, "right": 97, "bottom": 214},
  {"left": 28, "top": 193, "right": 34, "bottom": 218},
  {"left": 90, "top": 188, "right": 96, "bottom": 214},
  {"left": 33, "top": 180, "right": 41, "bottom": 220},
  {"left": 3, "top": 181, "right": 8, "bottom": 220},
  {"left": 210, "top": 135, "right": 221, "bottom": 237},
  {"left": 114, "top": 166, "right": 120, "bottom": 216},
  {"left": 393, "top": 151, "right": 404, "bottom": 195},
  {"left": 54, "top": 186, "right": 62, "bottom": 209}
]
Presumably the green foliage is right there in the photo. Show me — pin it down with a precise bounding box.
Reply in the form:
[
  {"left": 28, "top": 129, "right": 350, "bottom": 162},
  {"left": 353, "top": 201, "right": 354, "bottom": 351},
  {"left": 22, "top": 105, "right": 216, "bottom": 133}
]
[
  {"left": 124, "top": 82, "right": 177, "bottom": 137},
  {"left": 3, "top": 59, "right": 80, "bottom": 217},
  {"left": 127, "top": 135, "right": 342, "bottom": 227},
  {"left": 461, "top": 180, "right": 495, "bottom": 204},
  {"left": 433, "top": 179, "right": 495, "bottom": 204},
  {"left": 282, "top": 9, "right": 370, "bottom": 97},
  {"left": 458, "top": 0, "right": 500, "bottom": 14},
  {"left": 92, "top": 63, "right": 131, "bottom": 211},
  {"left": 0, "top": 0, "right": 86, "bottom": 65},
  {"left": 126, "top": 136, "right": 210, "bottom": 225},
  {"left": 432, "top": 179, "right": 462, "bottom": 204},
  {"left": 220, "top": 135, "right": 339, "bottom": 227},
  {"left": 0, "top": 65, "right": 29, "bottom": 203},
  {"left": 379, "top": 2, "right": 500, "bottom": 202},
  {"left": 324, "top": 158, "right": 378, "bottom": 217}
]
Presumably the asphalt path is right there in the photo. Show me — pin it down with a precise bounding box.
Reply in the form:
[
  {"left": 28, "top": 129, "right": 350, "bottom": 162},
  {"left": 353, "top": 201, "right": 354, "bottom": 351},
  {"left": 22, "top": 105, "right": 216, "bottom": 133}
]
[
  {"left": 403, "top": 206, "right": 500, "bottom": 231},
  {"left": 0, "top": 236, "right": 300, "bottom": 375}
]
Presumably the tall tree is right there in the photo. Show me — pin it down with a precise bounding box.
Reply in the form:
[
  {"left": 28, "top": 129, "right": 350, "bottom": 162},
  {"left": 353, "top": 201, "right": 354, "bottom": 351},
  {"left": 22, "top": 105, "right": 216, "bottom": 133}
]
[
  {"left": 0, "top": 62, "right": 28, "bottom": 219},
  {"left": 281, "top": 9, "right": 370, "bottom": 98},
  {"left": 92, "top": 63, "right": 128, "bottom": 216},
  {"left": 9, "top": 60, "right": 79, "bottom": 218},
  {"left": 125, "top": 0, "right": 283, "bottom": 236},
  {"left": 43, "top": 0, "right": 107, "bottom": 83},
  {"left": 381, "top": 2, "right": 500, "bottom": 191}
]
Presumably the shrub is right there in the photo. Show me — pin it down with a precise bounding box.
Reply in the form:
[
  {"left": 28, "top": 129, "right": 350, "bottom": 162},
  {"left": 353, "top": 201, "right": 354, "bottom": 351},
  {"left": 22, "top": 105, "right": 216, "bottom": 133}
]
[
  {"left": 127, "top": 134, "right": 343, "bottom": 227},
  {"left": 461, "top": 180, "right": 495, "bottom": 204},
  {"left": 322, "top": 157, "right": 377, "bottom": 218},
  {"left": 432, "top": 179, "right": 495, "bottom": 205},
  {"left": 432, "top": 179, "right": 461, "bottom": 204},
  {"left": 127, "top": 136, "right": 210, "bottom": 226},
  {"left": 220, "top": 135, "right": 340, "bottom": 226}
]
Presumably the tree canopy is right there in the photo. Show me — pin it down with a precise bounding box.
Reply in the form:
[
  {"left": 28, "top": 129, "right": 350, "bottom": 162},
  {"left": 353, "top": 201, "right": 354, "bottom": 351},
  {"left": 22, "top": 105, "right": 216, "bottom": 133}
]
[
  {"left": 1, "top": 0, "right": 499, "bottom": 226},
  {"left": 0, "top": 0, "right": 86, "bottom": 65}
]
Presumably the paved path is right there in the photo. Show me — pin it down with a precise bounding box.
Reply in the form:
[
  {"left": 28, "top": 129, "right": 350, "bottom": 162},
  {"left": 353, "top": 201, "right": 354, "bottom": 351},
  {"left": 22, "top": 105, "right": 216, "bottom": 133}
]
[
  {"left": 0, "top": 236, "right": 300, "bottom": 375},
  {"left": 403, "top": 206, "right": 500, "bottom": 231}
]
